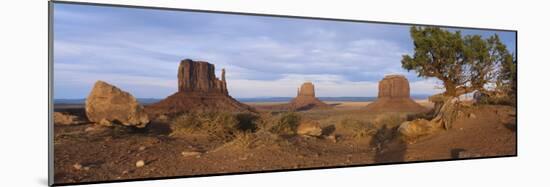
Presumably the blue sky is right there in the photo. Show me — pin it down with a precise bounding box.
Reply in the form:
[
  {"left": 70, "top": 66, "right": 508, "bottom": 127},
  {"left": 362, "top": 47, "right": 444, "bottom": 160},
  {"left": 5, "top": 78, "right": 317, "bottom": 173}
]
[{"left": 53, "top": 3, "right": 516, "bottom": 99}]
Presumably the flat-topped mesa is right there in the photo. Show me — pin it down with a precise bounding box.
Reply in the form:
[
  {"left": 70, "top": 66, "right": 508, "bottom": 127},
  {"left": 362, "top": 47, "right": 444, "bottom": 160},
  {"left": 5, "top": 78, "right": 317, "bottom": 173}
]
[
  {"left": 365, "top": 74, "right": 427, "bottom": 113},
  {"left": 177, "top": 59, "right": 227, "bottom": 94},
  {"left": 378, "top": 75, "right": 410, "bottom": 99}
]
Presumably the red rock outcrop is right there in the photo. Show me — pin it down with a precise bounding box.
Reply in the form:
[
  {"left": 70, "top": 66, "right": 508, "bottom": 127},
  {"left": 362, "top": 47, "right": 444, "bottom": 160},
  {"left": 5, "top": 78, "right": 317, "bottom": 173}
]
[
  {"left": 177, "top": 59, "right": 228, "bottom": 94},
  {"left": 146, "top": 59, "right": 253, "bottom": 115},
  {"left": 365, "top": 75, "right": 427, "bottom": 113},
  {"left": 378, "top": 75, "right": 410, "bottom": 98},
  {"left": 288, "top": 82, "right": 330, "bottom": 111}
]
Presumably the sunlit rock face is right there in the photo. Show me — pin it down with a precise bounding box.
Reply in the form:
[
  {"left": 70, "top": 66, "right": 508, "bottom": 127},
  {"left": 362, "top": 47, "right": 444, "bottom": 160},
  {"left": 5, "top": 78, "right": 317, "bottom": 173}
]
[
  {"left": 146, "top": 59, "right": 254, "bottom": 116},
  {"left": 365, "top": 75, "right": 427, "bottom": 113}
]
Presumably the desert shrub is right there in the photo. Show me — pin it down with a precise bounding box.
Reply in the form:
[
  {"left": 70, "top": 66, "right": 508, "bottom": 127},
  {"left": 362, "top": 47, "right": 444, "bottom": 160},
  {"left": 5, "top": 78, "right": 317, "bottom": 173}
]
[
  {"left": 373, "top": 113, "right": 406, "bottom": 128},
  {"left": 270, "top": 112, "right": 301, "bottom": 135},
  {"left": 235, "top": 113, "right": 260, "bottom": 132},
  {"left": 370, "top": 125, "right": 400, "bottom": 151},
  {"left": 254, "top": 112, "right": 274, "bottom": 130},
  {"left": 170, "top": 112, "right": 238, "bottom": 140},
  {"left": 373, "top": 125, "right": 398, "bottom": 144},
  {"left": 339, "top": 118, "right": 376, "bottom": 139}
]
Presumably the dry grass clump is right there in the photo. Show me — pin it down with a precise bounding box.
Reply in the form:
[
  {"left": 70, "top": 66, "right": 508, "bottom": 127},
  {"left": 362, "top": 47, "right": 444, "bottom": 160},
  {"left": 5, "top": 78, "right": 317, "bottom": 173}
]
[
  {"left": 230, "top": 132, "right": 258, "bottom": 149},
  {"left": 373, "top": 113, "right": 406, "bottom": 128},
  {"left": 335, "top": 113, "right": 406, "bottom": 140},
  {"left": 339, "top": 119, "right": 376, "bottom": 139},
  {"left": 269, "top": 112, "right": 301, "bottom": 135},
  {"left": 170, "top": 112, "right": 239, "bottom": 140}
]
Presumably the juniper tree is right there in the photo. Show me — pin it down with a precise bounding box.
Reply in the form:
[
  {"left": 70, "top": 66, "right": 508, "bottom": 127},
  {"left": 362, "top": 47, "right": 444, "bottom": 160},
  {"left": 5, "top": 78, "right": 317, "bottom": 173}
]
[{"left": 401, "top": 26, "right": 514, "bottom": 97}]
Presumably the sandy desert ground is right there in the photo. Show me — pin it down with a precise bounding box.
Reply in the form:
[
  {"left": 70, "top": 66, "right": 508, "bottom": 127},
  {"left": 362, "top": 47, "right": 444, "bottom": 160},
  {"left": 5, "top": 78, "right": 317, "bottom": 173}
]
[{"left": 53, "top": 100, "right": 515, "bottom": 184}]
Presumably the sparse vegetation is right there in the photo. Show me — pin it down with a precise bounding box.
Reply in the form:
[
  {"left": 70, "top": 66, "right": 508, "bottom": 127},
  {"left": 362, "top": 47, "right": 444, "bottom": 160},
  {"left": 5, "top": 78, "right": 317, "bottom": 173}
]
[
  {"left": 230, "top": 132, "right": 258, "bottom": 149},
  {"left": 339, "top": 118, "right": 376, "bottom": 138},
  {"left": 235, "top": 113, "right": 260, "bottom": 132},
  {"left": 170, "top": 112, "right": 239, "bottom": 140},
  {"left": 269, "top": 112, "right": 301, "bottom": 135},
  {"left": 374, "top": 113, "right": 406, "bottom": 128}
]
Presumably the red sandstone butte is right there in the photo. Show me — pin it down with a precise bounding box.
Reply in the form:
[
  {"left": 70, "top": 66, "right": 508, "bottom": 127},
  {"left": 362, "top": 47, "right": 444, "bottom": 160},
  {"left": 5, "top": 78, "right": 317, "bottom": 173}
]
[
  {"left": 364, "top": 75, "right": 427, "bottom": 113},
  {"left": 288, "top": 82, "right": 330, "bottom": 111},
  {"left": 146, "top": 59, "right": 254, "bottom": 115}
]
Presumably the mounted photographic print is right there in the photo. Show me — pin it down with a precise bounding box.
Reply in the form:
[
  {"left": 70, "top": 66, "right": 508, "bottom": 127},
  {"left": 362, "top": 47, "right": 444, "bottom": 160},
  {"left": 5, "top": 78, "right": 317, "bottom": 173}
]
[{"left": 49, "top": 1, "right": 517, "bottom": 186}]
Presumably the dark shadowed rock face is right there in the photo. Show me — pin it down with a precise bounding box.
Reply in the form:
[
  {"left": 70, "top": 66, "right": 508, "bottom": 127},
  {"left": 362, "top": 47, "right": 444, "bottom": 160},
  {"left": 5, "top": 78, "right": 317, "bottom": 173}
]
[
  {"left": 147, "top": 59, "right": 253, "bottom": 115},
  {"left": 85, "top": 81, "right": 150, "bottom": 128},
  {"left": 177, "top": 59, "right": 227, "bottom": 94},
  {"left": 378, "top": 75, "right": 410, "bottom": 99},
  {"left": 365, "top": 75, "right": 426, "bottom": 113}
]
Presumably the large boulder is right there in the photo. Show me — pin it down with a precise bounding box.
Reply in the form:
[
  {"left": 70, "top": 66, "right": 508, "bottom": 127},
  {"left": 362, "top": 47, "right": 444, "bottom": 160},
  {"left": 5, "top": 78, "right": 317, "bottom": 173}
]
[
  {"left": 85, "top": 81, "right": 149, "bottom": 128},
  {"left": 398, "top": 119, "right": 440, "bottom": 143},
  {"left": 297, "top": 120, "right": 323, "bottom": 137}
]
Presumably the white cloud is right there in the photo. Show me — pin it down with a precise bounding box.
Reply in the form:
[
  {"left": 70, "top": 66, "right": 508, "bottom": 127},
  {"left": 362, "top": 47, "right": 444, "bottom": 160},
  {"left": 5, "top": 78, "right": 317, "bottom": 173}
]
[{"left": 53, "top": 5, "right": 444, "bottom": 99}]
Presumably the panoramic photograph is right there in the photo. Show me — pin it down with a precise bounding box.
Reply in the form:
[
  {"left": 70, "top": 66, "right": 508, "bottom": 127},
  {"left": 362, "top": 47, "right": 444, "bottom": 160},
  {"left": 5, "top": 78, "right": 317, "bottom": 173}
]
[{"left": 52, "top": 2, "right": 517, "bottom": 185}]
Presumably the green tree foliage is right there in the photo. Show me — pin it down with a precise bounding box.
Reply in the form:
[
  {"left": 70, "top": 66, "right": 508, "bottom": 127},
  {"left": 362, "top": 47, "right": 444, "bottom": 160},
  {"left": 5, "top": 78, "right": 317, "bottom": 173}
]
[{"left": 401, "top": 26, "right": 515, "bottom": 97}]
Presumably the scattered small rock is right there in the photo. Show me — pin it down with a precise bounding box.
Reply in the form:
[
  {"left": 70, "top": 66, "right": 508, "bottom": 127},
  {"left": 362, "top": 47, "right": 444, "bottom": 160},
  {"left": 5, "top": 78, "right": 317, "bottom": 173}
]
[
  {"left": 326, "top": 135, "right": 337, "bottom": 143},
  {"left": 84, "top": 125, "right": 109, "bottom": 134},
  {"left": 181, "top": 151, "right": 202, "bottom": 157},
  {"left": 54, "top": 112, "right": 82, "bottom": 125},
  {"left": 238, "top": 156, "right": 248, "bottom": 160},
  {"left": 157, "top": 114, "right": 169, "bottom": 121},
  {"left": 468, "top": 113, "right": 477, "bottom": 119},
  {"left": 73, "top": 163, "right": 82, "bottom": 170},
  {"left": 138, "top": 146, "right": 146, "bottom": 151},
  {"left": 458, "top": 151, "right": 482, "bottom": 158},
  {"left": 136, "top": 160, "right": 145, "bottom": 167}
]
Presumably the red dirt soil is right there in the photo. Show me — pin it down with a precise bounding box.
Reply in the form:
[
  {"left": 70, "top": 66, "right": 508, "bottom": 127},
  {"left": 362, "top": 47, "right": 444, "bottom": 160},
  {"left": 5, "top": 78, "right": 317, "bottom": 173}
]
[
  {"left": 53, "top": 104, "right": 515, "bottom": 184},
  {"left": 364, "top": 98, "right": 428, "bottom": 113}
]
